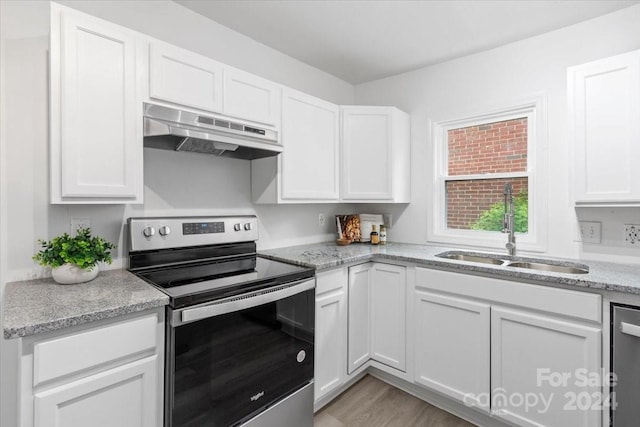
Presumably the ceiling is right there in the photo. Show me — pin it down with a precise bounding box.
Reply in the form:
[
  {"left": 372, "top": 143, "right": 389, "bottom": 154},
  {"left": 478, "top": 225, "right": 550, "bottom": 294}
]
[{"left": 175, "top": 0, "right": 639, "bottom": 84}]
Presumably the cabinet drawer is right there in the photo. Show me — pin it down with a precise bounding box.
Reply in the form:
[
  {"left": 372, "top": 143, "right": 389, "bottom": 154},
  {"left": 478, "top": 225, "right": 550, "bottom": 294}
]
[
  {"left": 415, "top": 267, "right": 601, "bottom": 323},
  {"left": 33, "top": 314, "right": 158, "bottom": 386},
  {"left": 316, "top": 268, "right": 348, "bottom": 295}
]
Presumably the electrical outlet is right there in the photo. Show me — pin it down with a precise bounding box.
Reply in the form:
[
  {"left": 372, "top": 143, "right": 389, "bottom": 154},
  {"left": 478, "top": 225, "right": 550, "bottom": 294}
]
[
  {"left": 318, "top": 213, "right": 326, "bottom": 227},
  {"left": 70, "top": 218, "right": 91, "bottom": 235},
  {"left": 624, "top": 224, "right": 640, "bottom": 247},
  {"left": 578, "top": 221, "right": 601, "bottom": 244}
]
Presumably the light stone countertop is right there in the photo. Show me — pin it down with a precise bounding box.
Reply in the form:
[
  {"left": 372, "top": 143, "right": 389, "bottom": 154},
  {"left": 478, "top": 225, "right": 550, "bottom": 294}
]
[
  {"left": 259, "top": 242, "right": 640, "bottom": 295},
  {"left": 3, "top": 269, "right": 169, "bottom": 339}
]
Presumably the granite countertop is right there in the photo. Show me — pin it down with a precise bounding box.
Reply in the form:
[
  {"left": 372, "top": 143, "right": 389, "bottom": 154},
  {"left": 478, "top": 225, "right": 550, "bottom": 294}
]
[
  {"left": 3, "top": 269, "right": 169, "bottom": 339},
  {"left": 259, "top": 242, "right": 640, "bottom": 295}
]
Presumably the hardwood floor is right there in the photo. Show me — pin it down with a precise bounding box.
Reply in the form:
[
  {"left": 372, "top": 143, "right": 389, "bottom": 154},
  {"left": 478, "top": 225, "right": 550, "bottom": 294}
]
[{"left": 314, "top": 375, "right": 475, "bottom": 427}]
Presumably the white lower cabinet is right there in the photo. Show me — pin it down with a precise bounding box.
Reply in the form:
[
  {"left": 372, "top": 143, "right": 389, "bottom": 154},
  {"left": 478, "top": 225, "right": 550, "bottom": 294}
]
[
  {"left": 347, "top": 264, "right": 371, "bottom": 374},
  {"left": 346, "top": 262, "right": 407, "bottom": 374},
  {"left": 491, "top": 307, "right": 601, "bottom": 427},
  {"left": 34, "top": 356, "right": 158, "bottom": 427},
  {"left": 21, "top": 311, "right": 164, "bottom": 427},
  {"left": 314, "top": 268, "right": 348, "bottom": 402},
  {"left": 370, "top": 263, "right": 407, "bottom": 372},
  {"left": 414, "top": 267, "right": 603, "bottom": 427},
  {"left": 414, "top": 290, "right": 490, "bottom": 412}
]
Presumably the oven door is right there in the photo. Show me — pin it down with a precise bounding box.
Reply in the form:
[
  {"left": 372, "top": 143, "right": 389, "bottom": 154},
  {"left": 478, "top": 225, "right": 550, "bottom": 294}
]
[{"left": 166, "top": 278, "right": 315, "bottom": 427}]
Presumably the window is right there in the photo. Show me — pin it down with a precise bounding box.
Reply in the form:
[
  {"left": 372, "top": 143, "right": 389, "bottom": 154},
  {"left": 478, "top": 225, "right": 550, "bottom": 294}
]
[{"left": 429, "top": 99, "right": 546, "bottom": 252}]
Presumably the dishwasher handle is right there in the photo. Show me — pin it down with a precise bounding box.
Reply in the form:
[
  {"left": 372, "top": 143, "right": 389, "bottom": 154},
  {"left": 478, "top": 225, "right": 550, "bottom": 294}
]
[
  {"left": 620, "top": 321, "right": 640, "bottom": 338},
  {"left": 173, "top": 278, "right": 315, "bottom": 326}
]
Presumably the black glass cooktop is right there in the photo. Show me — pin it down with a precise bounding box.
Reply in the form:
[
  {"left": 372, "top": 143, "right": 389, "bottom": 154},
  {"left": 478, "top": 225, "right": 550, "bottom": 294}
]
[{"left": 135, "top": 255, "right": 314, "bottom": 308}]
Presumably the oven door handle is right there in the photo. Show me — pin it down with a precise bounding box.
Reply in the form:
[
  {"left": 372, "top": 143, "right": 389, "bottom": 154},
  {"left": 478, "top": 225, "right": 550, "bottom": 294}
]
[{"left": 175, "top": 278, "right": 315, "bottom": 325}]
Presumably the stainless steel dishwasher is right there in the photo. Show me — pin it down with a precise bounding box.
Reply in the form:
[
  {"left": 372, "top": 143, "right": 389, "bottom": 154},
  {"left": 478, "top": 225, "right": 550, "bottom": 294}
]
[{"left": 611, "top": 304, "right": 640, "bottom": 426}]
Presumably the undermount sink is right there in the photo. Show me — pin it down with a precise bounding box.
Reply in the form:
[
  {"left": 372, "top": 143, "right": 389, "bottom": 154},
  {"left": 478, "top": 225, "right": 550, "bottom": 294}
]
[
  {"left": 437, "top": 252, "right": 505, "bottom": 265},
  {"left": 435, "top": 251, "right": 589, "bottom": 274},
  {"left": 505, "top": 261, "right": 589, "bottom": 275}
]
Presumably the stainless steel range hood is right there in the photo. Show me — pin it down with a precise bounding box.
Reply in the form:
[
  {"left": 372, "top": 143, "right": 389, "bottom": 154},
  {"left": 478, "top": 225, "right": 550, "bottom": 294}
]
[{"left": 143, "top": 103, "right": 282, "bottom": 160}]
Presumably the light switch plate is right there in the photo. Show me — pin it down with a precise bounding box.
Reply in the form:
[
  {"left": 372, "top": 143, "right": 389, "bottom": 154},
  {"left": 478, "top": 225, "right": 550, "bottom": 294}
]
[{"left": 579, "top": 221, "right": 601, "bottom": 244}]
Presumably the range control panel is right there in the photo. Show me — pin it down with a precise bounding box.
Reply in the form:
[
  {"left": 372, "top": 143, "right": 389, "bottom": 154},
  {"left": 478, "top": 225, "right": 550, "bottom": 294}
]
[{"left": 128, "top": 216, "right": 258, "bottom": 252}]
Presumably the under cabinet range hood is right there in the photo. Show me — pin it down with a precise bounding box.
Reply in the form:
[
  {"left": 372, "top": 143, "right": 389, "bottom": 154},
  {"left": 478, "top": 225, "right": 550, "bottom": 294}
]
[{"left": 143, "top": 103, "right": 282, "bottom": 160}]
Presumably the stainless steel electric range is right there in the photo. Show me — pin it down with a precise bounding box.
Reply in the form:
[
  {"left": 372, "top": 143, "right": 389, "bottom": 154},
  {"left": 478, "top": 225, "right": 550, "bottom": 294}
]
[{"left": 127, "top": 216, "right": 315, "bottom": 427}]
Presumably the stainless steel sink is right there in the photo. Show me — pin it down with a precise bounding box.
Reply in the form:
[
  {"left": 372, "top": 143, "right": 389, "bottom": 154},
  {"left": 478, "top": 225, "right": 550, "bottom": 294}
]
[
  {"left": 435, "top": 251, "right": 589, "bottom": 274},
  {"left": 436, "top": 252, "right": 505, "bottom": 265},
  {"left": 505, "top": 261, "right": 589, "bottom": 274}
]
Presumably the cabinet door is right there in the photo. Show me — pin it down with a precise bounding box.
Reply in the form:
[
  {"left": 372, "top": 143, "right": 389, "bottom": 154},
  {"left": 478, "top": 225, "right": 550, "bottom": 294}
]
[
  {"left": 149, "top": 42, "right": 223, "bottom": 113},
  {"left": 491, "top": 307, "right": 601, "bottom": 427},
  {"left": 51, "top": 6, "right": 142, "bottom": 202},
  {"left": 314, "top": 270, "right": 347, "bottom": 402},
  {"left": 341, "top": 106, "right": 393, "bottom": 200},
  {"left": 414, "top": 290, "right": 490, "bottom": 412},
  {"left": 570, "top": 49, "right": 640, "bottom": 205},
  {"left": 347, "top": 264, "right": 372, "bottom": 374},
  {"left": 223, "top": 68, "right": 281, "bottom": 126},
  {"left": 370, "top": 263, "right": 406, "bottom": 372},
  {"left": 35, "top": 356, "right": 158, "bottom": 427},
  {"left": 280, "top": 89, "right": 339, "bottom": 201}
]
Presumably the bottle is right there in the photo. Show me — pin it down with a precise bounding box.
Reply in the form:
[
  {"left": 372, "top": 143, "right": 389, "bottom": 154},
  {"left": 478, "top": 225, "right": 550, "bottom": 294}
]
[
  {"left": 370, "top": 224, "right": 379, "bottom": 245},
  {"left": 379, "top": 225, "right": 387, "bottom": 245}
]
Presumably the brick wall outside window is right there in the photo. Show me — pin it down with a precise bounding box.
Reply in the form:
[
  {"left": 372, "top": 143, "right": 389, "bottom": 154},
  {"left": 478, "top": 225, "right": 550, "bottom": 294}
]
[
  {"left": 446, "top": 178, "right": 528, "bottom": 229},
  {"left": 446, "top": 118, "right": 528, "bottom": 230}
]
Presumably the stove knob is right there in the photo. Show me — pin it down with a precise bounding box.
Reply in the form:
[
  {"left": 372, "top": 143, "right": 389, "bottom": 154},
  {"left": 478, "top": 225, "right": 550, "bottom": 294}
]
[
  {"left": 244, "top": 223, "right": 252, "bottom": 231},
  {"left": 159, "top": 226, "right": 171, "bottom": 236},
  {"left": 143, "top": 226, "right": 155, "bottom": 238},
  {"left": 234, "top": 223, "right": 241, "bottom": 231}
]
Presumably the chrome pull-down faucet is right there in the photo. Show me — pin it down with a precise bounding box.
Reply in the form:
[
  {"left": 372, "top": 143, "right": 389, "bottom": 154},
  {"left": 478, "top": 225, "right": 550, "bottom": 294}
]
[{"left": 502, "top": 183, "right": 516, "bottom": 256}]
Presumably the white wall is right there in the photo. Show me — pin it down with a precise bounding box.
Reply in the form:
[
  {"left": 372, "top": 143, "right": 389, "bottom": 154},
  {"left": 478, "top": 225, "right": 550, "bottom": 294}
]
[{"left": 354, "top": 4, "right": 640, "bottom": 265}]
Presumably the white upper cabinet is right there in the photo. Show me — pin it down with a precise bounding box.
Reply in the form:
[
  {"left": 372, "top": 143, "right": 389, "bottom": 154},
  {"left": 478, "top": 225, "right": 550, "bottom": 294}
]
[
  {"left": 223, "top": 67, "right": 281, "bottom": 127},
  {"left": 569, "top": 49, "right": 640, "bottom": 206},
  {"left": 149, "top": 42, "right": 224, "bottom": 114},
  {"left": 50, "top": 3, "right": 143, "bottom": 203},
  {"left": 341, "top": 106, "right": 411, "bottom": 202},
  {"left": 280, "top": 89, "right": 340, "bottom": 201},
  {"left": 148, "top": 42, "right": 282, "bottom": 129}
]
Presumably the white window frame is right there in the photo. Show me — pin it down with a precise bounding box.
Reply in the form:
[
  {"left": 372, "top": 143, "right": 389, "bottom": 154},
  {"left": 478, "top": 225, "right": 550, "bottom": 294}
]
[{"left": 428, "top": 96, "right": 547, "bottom": 253}]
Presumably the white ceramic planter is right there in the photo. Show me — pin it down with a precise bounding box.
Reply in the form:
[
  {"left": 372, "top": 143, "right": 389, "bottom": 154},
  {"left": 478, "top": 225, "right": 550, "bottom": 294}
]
[{"left": 51, "top": 263, "right": 99, "bottom": 285}]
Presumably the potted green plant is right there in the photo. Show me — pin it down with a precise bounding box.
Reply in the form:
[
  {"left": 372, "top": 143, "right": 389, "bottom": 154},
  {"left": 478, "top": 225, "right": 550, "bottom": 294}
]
[{"left": 33, "top": 227, "right": 117, "bottom": 284}]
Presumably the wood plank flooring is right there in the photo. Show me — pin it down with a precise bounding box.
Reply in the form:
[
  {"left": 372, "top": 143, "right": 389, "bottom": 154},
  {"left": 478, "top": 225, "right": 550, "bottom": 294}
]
[{"left": 314, "top": 375, "right": 475, "bottom": 427}]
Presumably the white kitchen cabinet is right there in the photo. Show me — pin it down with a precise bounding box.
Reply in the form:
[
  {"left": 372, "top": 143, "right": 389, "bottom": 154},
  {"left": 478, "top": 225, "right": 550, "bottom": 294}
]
[
  {"left": 34, "top": 356, "right": 158, "bottom": 427},
  {"left": 252, "top": 89, "right": 339, "bottom": 203},
  {"left": 20, "top": 311, "right": 164, "bottom": 427},
  {"left": 223, "top": 67, "right": 281, "bottom": 127},
  {"left": 149, "top": 41, "right": 224, "bottom": 114},
  {"left": 347, "top": 263, "right": 372, "bottom": 374},
  {"left": 491, "top": 307, "right": 601, "bottom": 427},
  {"left": 569, "top": 49, "right": 640, "bottom": 206},
  {"left": 370, "top": 263, "right": 407, "bottom": 372},
  {"left": 149, "top": 42, "right": 283, "bottom": 130},
  {"left": 414, "top": 267, "right": 602, "bottom": 425},
  {"left": 314, "top": 268, "right": 348, "bottom": 403},
  {"left": 50, "top": 3, "right": 143, "bottom": 203},
  {"left": 345, "top": 262, "right": 407, "bottom": 375},
  {"left": 414, "top": 289, "right": 490, "bottom": 412},
  {"left": 341, "top": 106, "right": 410, "bottom": 202}
]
